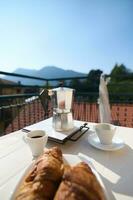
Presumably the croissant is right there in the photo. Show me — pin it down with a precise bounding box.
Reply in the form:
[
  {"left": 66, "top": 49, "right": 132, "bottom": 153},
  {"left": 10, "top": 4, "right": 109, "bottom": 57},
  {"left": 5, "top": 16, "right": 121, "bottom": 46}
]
[
  {"left": 54, "top": 162, "right": 106, "bottom": 200},
  {"left": 15, "top": 147, "right": 63, "bottom": 200}
]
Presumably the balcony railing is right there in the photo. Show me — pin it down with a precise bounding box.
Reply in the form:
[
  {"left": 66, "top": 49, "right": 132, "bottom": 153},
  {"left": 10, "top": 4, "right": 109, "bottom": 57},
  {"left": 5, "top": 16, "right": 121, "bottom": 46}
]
[{"left": 0, "top": 71, "right": 133, "bottom": 136}]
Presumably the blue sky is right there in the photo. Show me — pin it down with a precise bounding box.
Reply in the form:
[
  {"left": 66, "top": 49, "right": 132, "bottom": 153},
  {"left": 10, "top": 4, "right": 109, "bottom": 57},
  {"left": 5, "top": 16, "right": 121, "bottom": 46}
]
[{"left": 0, "top": 0, "right": 133, "bottom": 74}]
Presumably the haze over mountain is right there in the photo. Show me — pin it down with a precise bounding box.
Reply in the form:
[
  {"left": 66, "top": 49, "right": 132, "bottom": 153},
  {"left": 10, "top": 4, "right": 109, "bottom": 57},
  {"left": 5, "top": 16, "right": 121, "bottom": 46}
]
[{"left": 6, "top": 66, "right": 87, "bottom": 85}]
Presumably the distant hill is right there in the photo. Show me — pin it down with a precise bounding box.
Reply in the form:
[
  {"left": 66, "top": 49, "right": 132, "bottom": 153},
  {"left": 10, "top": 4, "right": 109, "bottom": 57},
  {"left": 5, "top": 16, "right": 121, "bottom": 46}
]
[
  {"left": 5, "top": 66, "right": 87, "bottom": 85},
  {"left": 14, "top": 68, "right": 38, "bottom": 76}
]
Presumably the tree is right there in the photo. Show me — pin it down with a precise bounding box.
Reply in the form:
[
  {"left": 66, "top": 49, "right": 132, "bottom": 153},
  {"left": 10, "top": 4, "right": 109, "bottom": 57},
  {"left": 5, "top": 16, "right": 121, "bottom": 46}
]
[
  {"left": 110, "top": 63, "right": 130, "bottom": 81},
  {"left": 108, "top": 64, "right": 133, "bottom": 100},
  {"left": 69, "top": 69, "right": 103, "bottom": 92},
  {"left": 87, "top": 69, "right": 102, "bottom": 81},
  {"left": 69, "top": 79, "right": 81, "bottom": 91},
  {"left": 86, "top": 69, "right": 103, "bottom": 92}
]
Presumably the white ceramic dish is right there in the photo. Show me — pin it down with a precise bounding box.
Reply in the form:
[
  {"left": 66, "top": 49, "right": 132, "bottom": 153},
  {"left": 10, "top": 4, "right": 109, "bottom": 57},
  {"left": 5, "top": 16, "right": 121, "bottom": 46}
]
[
  {"left": 11, "top": 154, "right": 109, "bottom": 200},
  {"left": 88, "top": 133, "right": 125, "bottom": 151}
]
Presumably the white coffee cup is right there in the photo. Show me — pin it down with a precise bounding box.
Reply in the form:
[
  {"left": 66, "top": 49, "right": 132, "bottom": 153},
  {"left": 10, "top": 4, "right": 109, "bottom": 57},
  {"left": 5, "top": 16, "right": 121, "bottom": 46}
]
[
  {"left": 95, "top": 123, "right": 116, "bottom": 145},
  {"left": 25, "top": 130, "right": 48, "bottom": 157}
]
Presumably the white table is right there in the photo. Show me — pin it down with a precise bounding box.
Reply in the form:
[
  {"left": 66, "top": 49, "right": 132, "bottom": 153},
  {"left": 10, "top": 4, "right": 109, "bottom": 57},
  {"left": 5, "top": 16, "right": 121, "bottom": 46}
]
[{"left": 0, "top": 118, "right": 133, "bottom": 200}]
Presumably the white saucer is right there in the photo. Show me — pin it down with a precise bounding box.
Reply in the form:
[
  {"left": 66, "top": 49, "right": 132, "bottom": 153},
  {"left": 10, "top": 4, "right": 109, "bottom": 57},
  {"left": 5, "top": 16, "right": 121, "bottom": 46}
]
[{"left": 88, "top": 134, "right": 125, "bottom": 151}]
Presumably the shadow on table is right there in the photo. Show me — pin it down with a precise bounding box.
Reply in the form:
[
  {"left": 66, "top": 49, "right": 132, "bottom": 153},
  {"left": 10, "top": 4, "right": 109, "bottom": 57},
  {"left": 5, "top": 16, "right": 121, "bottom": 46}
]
[
  {"left": 83, "top": 136, "right": 133, "bottom": 198},
  {"left": 91, "top": 144, "right": 133, "bottom": 198},
  {"left": 100, "top": 171, "right": 133, "bottom": 200},
  {"left": 82, "top": 132, "right": 133, "bottom": 198},
  {"left": 100, "top": 175, "right": 116, "bottom": 200},
  {"left": 48, "top": 131, "right": 133, "bottom": 199}
]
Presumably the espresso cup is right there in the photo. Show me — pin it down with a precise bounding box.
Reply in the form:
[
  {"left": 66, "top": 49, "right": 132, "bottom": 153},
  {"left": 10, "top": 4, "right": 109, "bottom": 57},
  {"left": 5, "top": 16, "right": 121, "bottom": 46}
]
[
  {"left": 95, "top": 123, "right": 116, "bottom": 145},
  {"left": 25, "top": 130, "right": 48, "bottom": 157}
]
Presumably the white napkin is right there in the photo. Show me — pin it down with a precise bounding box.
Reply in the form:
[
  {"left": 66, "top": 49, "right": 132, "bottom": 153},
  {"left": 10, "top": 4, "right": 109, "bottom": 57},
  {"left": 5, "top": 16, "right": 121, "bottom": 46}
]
[{"left": 98, "top": 75, "right": 111, "bottom": 123}]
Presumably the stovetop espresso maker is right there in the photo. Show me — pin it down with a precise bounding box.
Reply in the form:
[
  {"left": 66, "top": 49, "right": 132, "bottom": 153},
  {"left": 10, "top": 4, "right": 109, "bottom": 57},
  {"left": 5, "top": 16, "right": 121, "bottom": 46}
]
[{"left": 49, "top": 87, "right": 74, "bottom": 131}]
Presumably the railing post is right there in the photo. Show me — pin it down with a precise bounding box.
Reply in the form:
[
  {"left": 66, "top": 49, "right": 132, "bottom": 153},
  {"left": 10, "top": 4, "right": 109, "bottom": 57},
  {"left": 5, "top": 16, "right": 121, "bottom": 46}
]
[{"left": 46, "top": 80, "right": 49, "bottom": 89}]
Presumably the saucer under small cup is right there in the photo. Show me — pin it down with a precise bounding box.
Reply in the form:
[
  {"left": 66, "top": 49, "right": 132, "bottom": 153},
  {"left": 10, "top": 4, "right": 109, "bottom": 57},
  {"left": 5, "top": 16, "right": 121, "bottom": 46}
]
[{"left": 88, "top": 133, "right": 125, "bottom": 151}]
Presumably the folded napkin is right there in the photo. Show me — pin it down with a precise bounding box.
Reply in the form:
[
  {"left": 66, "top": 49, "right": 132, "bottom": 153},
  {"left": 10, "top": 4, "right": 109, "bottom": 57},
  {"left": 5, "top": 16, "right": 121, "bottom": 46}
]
[{"left": 98, "top": 75, "right": 111, "bottom": 123}]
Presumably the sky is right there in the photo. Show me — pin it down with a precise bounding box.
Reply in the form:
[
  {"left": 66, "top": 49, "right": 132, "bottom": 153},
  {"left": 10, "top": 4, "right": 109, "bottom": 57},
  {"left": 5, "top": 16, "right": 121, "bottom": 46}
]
[{"left": 0, "top": 0, "right": 133, "bottom": 74}]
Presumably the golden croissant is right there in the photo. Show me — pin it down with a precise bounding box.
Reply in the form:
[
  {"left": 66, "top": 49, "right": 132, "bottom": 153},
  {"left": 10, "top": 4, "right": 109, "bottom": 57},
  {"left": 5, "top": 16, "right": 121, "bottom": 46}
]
[
  {"left": 15, "top": 147, "right": 63, "bottom": 200},
  {"left": 15, "top": 147, "right": 106, "bottom": 200},
  {"left": 54, "top": 162, "right": 106, "bottom": 200}
]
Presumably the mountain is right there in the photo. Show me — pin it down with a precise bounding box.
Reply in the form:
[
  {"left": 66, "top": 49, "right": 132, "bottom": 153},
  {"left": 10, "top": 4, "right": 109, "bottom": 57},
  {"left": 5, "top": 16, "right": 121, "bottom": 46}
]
[
  {"left": 14, "top": 68, "right": 38, "bottom": 76},
  {"left": 5, "top": 66, "right": 87, "bottom": 85}
]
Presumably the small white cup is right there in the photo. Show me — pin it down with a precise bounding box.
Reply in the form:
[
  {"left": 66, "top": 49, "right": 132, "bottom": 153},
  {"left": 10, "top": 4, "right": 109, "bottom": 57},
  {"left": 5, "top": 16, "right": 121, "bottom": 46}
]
[
  {"left": 25, "top": 130, "right": 48, "bottom": 157},
  {"left": 95, "top": 123, "right": 116, "bottom": 145}
]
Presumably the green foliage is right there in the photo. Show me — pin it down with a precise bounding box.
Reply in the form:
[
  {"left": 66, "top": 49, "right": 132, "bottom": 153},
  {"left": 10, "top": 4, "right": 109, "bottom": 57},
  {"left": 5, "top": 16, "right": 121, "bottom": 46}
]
[
  {"left": 110, "top": 63, "right": 131, "bottom": 82},
  {"left": 68, "top": 64, "right": 133, "bottom": 102},
  {"left": 86, "top": 69, "right": 103, "bottom": 92},
  {"left": 108, "top": 64, "right": 133, "bottom": 102},
  {"left": 69, "top": 79, "right": 81, "bottom": 90},
  {"left": 69, "top": 69, "right": 103, "bottom": 92}
]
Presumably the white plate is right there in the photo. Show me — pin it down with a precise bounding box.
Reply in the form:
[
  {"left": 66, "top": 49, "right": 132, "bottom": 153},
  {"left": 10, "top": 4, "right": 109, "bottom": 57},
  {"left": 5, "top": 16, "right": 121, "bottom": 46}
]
[
  {"left": 88, "top": 133, "right": 125, "bottom": 151},
  {"left": 11, "top": 154, "right": 109, "bottom": 200}
]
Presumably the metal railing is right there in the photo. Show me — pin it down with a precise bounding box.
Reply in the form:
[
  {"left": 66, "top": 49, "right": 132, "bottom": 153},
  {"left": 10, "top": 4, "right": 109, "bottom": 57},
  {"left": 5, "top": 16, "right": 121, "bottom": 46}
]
[{"left": 0, "top": 71, "right": 133, "bottom": 136}]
